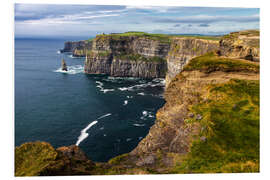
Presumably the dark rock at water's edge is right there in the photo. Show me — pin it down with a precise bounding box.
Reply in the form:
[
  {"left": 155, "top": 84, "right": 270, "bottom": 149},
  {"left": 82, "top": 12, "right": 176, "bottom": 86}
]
[{"left": 61, "top": 59, "right": 67, "bottom": 71}]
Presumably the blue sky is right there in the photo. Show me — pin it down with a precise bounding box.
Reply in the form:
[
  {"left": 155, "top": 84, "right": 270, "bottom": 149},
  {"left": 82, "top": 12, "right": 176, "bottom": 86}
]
[{"left": 14, "top": 4, "right": 259, "bottom": 38}]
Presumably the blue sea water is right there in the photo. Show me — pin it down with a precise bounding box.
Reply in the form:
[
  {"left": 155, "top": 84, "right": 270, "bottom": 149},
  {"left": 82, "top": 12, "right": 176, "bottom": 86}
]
[{"left": 15, "top": 38, "right": 165, "bottom": 162}]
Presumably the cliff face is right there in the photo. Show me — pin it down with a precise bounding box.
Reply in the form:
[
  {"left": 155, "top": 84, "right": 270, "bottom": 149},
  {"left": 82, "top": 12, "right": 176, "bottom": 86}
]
[
  {"left": 60, "top": 40, "right": 92, "bottom": 57},
  {"left": 84, "top": 34, "right": 220, "bottom": 79},
  {"left": 166, "top": 38, "right": 219, "bottom": 86},
  {"left": 84, "top": 35, "right": 169, "bottom": 78},
  {"left": 218, "top": 30, "right": 260, "bottom": 61},
  {"left": 128, "top": 52, "right": 259, "bottom": 173}
]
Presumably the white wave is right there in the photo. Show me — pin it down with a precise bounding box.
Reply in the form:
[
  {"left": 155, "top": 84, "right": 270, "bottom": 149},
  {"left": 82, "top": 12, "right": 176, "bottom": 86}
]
[
  {"left": 133, "top": 123, "right": 145, "bottom": 127},
  {"left": 57, "top": 50, "right": 61, "bottom": 54},
  {"left": 76, "top": 113, "right": 112, "bottom": 146},
  {"left": 95, "top": 81, "right": 114, "bottom": 93},
  {"left": 127, "top": 96, "right": 133, "bottom": 99},
  {"left": 117, "top": 78, "right": 165, "bottom": 92},
  {"left": 54, "top": 65, "right": 84, "bottom": 75},
  {"left": 142, "top": 111, "right": 148, "bottom": 116},
  {"left": 123, "top": 100, "right": 128, "bottom": 106},
  {"left": 137, "top": 92, "right": 145, "bottom": 96},
  {"left": 140, "top": 111, "right": 155, "bottom": 120},
  {"left": 138, "top": 137, "right": 143, "bottom": 140},
  {"left": 126, "top": 138, "right": 132, "bottom": 142},
  {"left": 76, "top": 120, "right": 98, "bottom": 146},
  {"left": 104, "top": 134, "right": 107, "bottom": 137},
  {"left": 97, "top": 113, "right": 112, "bottom": 119},
  {"left": 100, "top": 127, "right": 104, "bottom": 130}
]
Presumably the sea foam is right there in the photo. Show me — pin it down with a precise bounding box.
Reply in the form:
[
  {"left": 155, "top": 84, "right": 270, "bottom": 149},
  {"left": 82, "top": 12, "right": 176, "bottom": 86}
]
[
  {"left": 96, "top": 81, "right": 115, "bottom": 93},
  {"left": 54, "top": 65, "right": 84, "bottom": 75},
  {"left": 76, "top": 113, "right": 112, "bottom": 146}
]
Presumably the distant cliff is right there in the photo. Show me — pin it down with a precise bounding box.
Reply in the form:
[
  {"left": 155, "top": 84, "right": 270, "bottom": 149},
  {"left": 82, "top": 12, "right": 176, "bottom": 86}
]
[
  {"left": 60, "top": 40, "right": 92, "bottom": 57},
  {"left": 61, "top": 31, "right": 259, "bottom": 86},
  {"left": 83, "top": 33, "right": 220, "bottom": 80},
  {"left": 84, "top": 34, "right": 169, "bottom": 78}
]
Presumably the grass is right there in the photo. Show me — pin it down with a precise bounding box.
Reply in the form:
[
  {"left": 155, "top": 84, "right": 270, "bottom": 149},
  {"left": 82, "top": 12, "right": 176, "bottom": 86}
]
[
  {"left": 183, "top": 52, "right": 259, "bottom": 73},
  {"left": 171, "top": 79, "right": 259, "bottom": 173},
  {"left": 96, "top": 32, "right": 220, "bottom": 44},
  {"left": 115, "top": 53, "right": 166, "bottom": 63},
  {"left": 15, "top": 142, "right": 58, "bottom": 176}
]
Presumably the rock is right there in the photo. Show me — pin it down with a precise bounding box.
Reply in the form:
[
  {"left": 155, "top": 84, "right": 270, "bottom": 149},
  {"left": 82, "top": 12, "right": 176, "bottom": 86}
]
[
  {"left": 56, "top": 145, "right": 88, "bottom": 161},
  {"left": 188, "top": 113, "right": 194, "bottom": 118},
  {"left": 196, "top": 114, "right": 203, "bottom": 120},
  {"left": 136, "top": 155, "right": 155, "bottom": 166},
  {"left": 61, "top": 59, "right": 67, "bottom": 71},
  {"left": 200, "top": 136, "right": 207, "bottom": 142}
]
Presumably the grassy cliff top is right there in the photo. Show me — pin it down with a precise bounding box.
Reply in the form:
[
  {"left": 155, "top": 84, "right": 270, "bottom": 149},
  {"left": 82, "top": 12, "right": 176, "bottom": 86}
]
[
  {"left": 170, "top": 78, "right": 259, "bottom": 173},
  {"left": 183, "top": 52, "right": 260, "bottom": 73},
  {"left": 222, "top": 29, "right": 260, "bottom": 39},
  {"left": 96, "top": 32, "right": 221, "bottom": 43}
]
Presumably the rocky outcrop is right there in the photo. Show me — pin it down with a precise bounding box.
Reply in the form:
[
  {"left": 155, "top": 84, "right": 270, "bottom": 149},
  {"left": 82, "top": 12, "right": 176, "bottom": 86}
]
[
  {"left": 61, "top": 59, "right": 67, "bottom": 71},
  {"left": 15, "top": 142, "right": 95, "bottom": 176},
  {"left": 165, "top": 38, "right": 219, "bottom": 86},
  {"left": 218, "top": 30, "right": 260, "bottom": 61}
]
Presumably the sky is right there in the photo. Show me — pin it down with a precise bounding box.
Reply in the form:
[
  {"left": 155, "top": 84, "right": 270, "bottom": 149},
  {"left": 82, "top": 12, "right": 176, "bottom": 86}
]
[{"left": 14, "top": 4, "right": 260, "bottom": 38}]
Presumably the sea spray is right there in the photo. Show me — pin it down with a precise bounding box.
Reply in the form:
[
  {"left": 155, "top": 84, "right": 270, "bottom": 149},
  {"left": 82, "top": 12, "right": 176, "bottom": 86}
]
[
  {"left": 54, "top": 65, "right": 84, "bottom": 74},
  {"left": 76, "top": 113, "right": 112, "bottom": 146}
]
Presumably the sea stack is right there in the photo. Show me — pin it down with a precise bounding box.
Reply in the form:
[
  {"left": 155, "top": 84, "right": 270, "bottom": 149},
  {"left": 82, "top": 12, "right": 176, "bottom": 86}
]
[{"left": 61, "top": 59, "right": 68, "bottom": 71}]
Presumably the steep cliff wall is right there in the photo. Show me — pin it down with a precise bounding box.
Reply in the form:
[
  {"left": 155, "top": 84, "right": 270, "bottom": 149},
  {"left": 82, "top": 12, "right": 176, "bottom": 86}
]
[
  {"left": 165, "top": 38, "right": 219, "bottom": 86},
  {"left": 84, "top": 35, "right": 169, "bottom": 78}
]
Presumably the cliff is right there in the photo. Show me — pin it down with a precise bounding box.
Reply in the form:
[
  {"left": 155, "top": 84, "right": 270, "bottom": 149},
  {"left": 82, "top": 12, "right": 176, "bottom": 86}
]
[
  {"left": 84, "top": 33, "right": 170, "bottom": 78},
  {"left": 15, "top": 30, "right": 260, "bottom": 176},
  {"left": 84, "top": 32, "right": 221, "bottom": 79},
  {"left": 166, "top": 37, "right": 219, "bottom": 86},
  {"left": 63, "top": 30, "right": 259, "bottom": 83},
  {"left": 218, "top": 30, "right": 260, "bottom": 61},
  {"left": 60, "top": 40, "right": 92, "bottom": 57}
]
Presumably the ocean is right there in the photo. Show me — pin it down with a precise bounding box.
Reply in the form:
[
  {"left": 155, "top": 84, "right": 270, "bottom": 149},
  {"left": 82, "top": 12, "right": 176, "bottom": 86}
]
[{"left": 14, "top": 38, "right": 165, "bottom": 162}]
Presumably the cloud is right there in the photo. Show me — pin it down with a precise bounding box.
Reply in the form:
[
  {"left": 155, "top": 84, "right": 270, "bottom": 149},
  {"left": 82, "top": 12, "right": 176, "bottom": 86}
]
[
  {"left": 14, "top": 4, "right": 260, "bottom": 37},
  {"left": 199, "top": 23, "right": 210, "bottom": 27},
  {"left": 15, "top": 4, "right": 126, "bottom": 22},
  {"left": 150, "top": 14, "right": 259, "bottom": 24}
]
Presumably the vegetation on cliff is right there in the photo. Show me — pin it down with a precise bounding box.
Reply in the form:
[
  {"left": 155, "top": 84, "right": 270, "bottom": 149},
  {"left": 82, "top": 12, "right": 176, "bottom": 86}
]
[
  {"left": 115, "top": 53, "right": 166, "bottom": 63},
  {"left": 183, "top": 52, "right": 259, "bottom": 73},
  {"left": 15, "top": 142, "right": 58, "bottom": 176},
  {"left": 170, "top": 79, "right": 259, "bottom": 173},
  {"left": 96, "top": 31, "right": 220, "bottom": 44}
]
